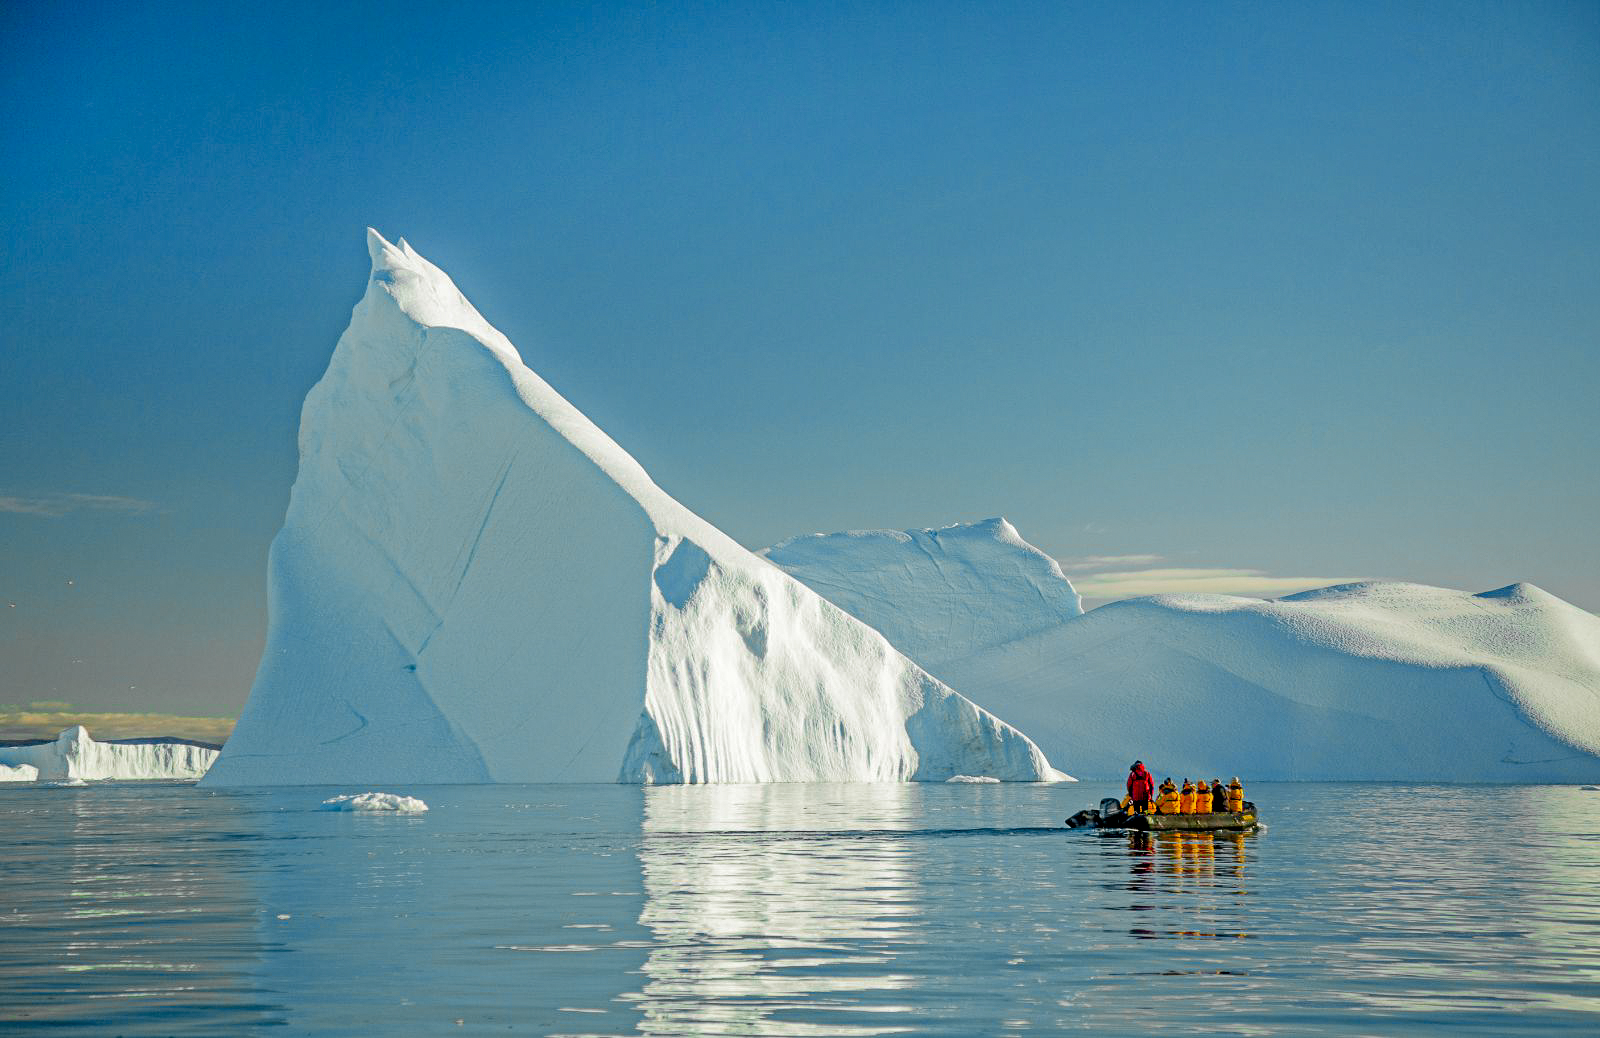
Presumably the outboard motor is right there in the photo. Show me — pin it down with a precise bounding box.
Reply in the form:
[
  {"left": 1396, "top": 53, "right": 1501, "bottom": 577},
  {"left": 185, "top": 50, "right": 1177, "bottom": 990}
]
[{"left": 1066, "top": 797, "right": 1127, "bottom": 829}]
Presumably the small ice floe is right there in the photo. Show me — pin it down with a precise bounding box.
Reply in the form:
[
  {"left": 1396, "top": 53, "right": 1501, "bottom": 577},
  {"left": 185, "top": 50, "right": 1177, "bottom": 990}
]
[
  {"left": 947, "top": 775, "right": 1001, "bottom": 783},
  {"left": 1582, "top": 786, "right": 1599, "bottom": 792},
  {"left": 320, "top": 792, "right": 428, "bottom": 813}
]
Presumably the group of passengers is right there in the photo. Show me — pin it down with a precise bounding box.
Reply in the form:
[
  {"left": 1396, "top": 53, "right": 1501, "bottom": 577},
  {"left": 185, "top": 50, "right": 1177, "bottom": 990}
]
[{"left": 1123, "top": 761, "right": 1243, "bottom": 815}]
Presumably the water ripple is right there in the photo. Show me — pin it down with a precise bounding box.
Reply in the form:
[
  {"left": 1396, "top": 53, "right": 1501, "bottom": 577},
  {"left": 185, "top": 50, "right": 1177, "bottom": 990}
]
[{"left": 1, "top": 782, "right": 1598, "bottom": 1034}]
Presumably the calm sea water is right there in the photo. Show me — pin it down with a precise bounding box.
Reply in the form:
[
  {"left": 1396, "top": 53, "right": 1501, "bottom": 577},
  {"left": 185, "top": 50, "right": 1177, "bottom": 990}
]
[{"left": 2, "top": 781, "right": 1597, "bottom": 1036}]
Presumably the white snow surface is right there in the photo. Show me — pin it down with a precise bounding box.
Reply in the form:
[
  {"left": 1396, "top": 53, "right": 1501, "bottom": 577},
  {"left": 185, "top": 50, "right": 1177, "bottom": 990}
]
[
  {"left": 202, "top": 230, "right": 1058, "bottom": 787},
  {"left": 0, "top": 726, "right": 218, "bottom": 782},
  {"left": 1005, "top": 581, "right": 1600, "bottom": 781},
  {"left": 0, "top": 762, "right": 39, "bottom": 782},
  {"left": 762, "top": 518, "right": 1083, "bottom": 672},
  {"left": 775, "top": 541, "right": 1600, "bottom": 781},
  {"left": 320, "top": 792, "right": 429, "bottom": 812}
]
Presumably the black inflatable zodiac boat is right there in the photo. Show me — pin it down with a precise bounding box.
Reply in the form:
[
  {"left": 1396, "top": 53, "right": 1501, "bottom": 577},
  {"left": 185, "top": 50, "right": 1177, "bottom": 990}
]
[{"left": 1066, "top": 798, "right": 1259, "bottom": 832}]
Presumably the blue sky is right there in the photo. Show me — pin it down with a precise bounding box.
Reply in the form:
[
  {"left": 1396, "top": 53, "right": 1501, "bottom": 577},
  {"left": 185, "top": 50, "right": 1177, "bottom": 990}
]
[{"left": 2, "top": 1, "right": 1597, "bottom": 721}]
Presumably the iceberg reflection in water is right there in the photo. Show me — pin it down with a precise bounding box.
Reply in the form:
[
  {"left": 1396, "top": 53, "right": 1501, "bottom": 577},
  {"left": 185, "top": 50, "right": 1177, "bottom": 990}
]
[
  {"left": 633, "top": 784, "right": 924, "bottom": 1035},
  {"left": 0, "top": 787, "right": 284, "bottom": 1032},
  {"left": 1, "top": 782, "right": 1599, "bottom": 1035}
]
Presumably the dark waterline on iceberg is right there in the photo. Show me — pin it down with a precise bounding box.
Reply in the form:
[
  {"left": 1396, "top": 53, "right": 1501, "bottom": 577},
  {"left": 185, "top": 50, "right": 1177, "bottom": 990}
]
[{"left": 1, "top": 782, "right": 1598, "bottom": 1035}]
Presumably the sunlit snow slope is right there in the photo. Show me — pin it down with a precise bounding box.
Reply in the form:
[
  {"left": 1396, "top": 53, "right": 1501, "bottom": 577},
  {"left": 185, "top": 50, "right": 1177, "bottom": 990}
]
[
  {"left": 203, "top": 231, "right": 1060, "bottom": 786},
  {"left": 763, "top": 519, "right": 1082, "bottom": 672},
  {"left": 770, "top": 527, "right": 1600, "bottom": 782},
  {"left": 0, "top": 726, "right": 218, "bottom": 782}
]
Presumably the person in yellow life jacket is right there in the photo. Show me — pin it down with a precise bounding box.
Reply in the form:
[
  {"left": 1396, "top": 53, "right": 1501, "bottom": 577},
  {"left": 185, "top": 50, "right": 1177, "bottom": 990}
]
[
  {"left": 1227, "top": 777, "right": 1245, "bottom": 813},
  {"left": 1156, "top": 779, "right": 1180, "bottom": 814},
  {"left": 1178, "top": 779, "right": 1195, "bottom": 814}
]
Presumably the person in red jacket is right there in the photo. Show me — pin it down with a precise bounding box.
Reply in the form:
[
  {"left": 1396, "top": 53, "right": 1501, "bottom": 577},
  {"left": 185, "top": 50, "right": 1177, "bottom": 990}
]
[{"left": 1125, "top": 760, "right": 1156, "bottom": 814}]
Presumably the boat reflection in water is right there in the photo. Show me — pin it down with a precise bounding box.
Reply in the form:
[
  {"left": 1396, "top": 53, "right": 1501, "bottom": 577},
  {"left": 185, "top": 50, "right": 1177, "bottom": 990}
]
[
  {"left": 1113, "top": 829, "right": 1256, "bottom": 942},
  {"left": 631, "top": 783, "right": 925, "bottom": 1037},
  {"left": 6, "top": 783, "right": 1600, "bottom": 1034}
]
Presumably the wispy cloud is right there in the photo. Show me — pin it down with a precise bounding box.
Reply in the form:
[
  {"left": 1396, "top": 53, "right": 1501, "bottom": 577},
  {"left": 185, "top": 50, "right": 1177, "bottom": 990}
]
[
  {"left": 1055, "top": 546, "right": 1365, "bottom": 600},
  {"left": 1072, "top": 567, "right": 1366, "bottom": 599},
  {"left": 0, "top": 493, "right": 158, "bottom": 518},
  {"left": 1059, "top": 553, "right": 1166, "bottom": 573},
  {"left": 0, "top": 704, "right": 233, "bottom": 744}
]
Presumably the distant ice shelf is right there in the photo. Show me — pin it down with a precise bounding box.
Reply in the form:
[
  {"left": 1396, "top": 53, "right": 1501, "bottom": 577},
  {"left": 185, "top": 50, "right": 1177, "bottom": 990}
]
[{"left": 0, "top": 726, "right": 218, "bottom": 782}]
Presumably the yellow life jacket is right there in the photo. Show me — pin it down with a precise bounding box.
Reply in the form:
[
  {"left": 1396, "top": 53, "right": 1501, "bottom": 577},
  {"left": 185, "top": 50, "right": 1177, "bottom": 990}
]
[
  {"left": 1179, "top": 784, "right": 1195, "bottom": 813},
  {"left": 1156, "top": 788, "right": 1180, "bottom": 814},
  {"left": 1227, "top": 781, "right": 1245, "bottom": 813}
]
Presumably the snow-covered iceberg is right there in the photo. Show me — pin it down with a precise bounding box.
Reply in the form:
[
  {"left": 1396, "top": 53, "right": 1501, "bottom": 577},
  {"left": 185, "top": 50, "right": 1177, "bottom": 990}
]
[
  {"left": 1017, "top": 582, "right": 1600, "bottom": 782},
  {"left": 768, "top": 524, "right": 1600, "bottom": 782},
  {"left": 0, "top": 726, "right": 218, "bottom": 782},
  {"left": 202, "top": 231, "right": 1060, "bottom": 787},
  {"left": 762, "top": 518, "right": 1083, "bottom": 672}
]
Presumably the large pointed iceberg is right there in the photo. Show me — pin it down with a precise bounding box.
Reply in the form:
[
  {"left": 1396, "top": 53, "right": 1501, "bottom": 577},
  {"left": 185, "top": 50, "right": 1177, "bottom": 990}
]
[
  {"left": 203, "top": 232, "right": 1061, "bottom": 786},
  {"left": 767, "top": 520, "right": 1600, "bottom": 784}
]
